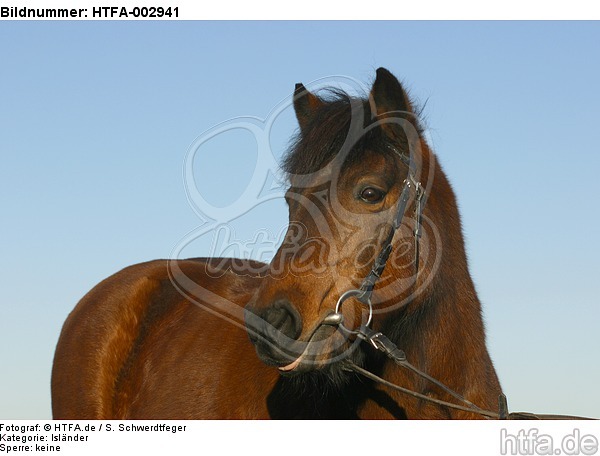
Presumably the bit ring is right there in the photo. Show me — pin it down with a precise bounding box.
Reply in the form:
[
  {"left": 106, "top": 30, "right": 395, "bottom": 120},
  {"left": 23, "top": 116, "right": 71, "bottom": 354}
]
[{"left": 334, "top": 289, "right": 373, "bottom": 335}]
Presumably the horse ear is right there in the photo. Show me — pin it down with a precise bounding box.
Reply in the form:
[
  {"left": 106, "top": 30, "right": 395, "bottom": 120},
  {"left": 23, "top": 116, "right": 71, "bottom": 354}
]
[
  {"left": 294, "top": 83, "right": 324, "bottom": 132},
  {"left": 369, "top": 67, "right": 412, "bottom": 118}
]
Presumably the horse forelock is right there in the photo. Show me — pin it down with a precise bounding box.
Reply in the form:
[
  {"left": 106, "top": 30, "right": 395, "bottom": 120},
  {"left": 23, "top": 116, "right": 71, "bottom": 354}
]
[{"left": 282, "top": 89, "right": 422, "bottom": 186}]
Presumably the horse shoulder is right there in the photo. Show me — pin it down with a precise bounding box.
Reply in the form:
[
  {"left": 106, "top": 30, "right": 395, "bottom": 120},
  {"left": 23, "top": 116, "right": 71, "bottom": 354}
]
[{"left": 51, "top": 258, "right": 272, "bottom": 419}]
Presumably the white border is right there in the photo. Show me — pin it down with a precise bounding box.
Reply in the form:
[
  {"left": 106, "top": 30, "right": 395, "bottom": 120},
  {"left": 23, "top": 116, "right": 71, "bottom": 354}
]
[{"left": 0, "top": 0, "right": 599, "bottom": 20}]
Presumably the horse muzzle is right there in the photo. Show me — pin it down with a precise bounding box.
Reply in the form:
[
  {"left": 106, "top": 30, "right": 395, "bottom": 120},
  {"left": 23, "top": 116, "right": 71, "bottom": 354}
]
[
  {"left": 244, "top": 300, "right": 348, "bottom": 374},
  {"left": 244, "top": 299, "right": 305, "bottom": 368}
]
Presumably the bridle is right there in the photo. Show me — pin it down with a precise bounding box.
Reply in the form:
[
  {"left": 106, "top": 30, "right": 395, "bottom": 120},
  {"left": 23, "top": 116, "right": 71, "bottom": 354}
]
[
  {"left": 322, "top": 141, "right": 593, "bottom": 420},
  {"left": 334, "top": 143, "right": 424, "bottom": 335},
  {"left": 329, "top": 141, "right": 501, "bottom": 417}
]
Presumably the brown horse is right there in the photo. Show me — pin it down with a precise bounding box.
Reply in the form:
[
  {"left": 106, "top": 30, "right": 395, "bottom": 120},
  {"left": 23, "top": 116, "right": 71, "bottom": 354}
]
[{"left": 52, "top": 68, "right": 502, "bottom": 419}]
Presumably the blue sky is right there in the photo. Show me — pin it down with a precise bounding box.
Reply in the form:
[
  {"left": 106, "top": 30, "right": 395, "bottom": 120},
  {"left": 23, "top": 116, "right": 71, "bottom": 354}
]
[{"left": 1, "top": 21, "right": 599, "bottom": 419}]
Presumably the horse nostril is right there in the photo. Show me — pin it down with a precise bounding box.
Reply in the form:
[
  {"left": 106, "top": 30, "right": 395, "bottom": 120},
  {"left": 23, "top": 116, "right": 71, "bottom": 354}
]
[{"left": 263, "top": 299, "right": 302, "bottom": 341}]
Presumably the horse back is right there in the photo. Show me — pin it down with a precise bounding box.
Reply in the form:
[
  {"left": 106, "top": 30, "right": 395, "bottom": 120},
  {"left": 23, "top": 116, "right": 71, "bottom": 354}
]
[{"left": 51, "top": 258, "right": 278, "bottom": 419}]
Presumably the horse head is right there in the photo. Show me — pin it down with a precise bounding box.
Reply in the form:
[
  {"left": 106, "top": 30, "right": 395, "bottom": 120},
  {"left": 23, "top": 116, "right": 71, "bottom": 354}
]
[{"left": 245, "top": 68, "right": 440, "bottom": 378}]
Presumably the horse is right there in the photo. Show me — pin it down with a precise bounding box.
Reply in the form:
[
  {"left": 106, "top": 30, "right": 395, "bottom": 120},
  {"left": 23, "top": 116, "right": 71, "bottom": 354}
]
[{"left": 51, "top": 68, "right": 503, "bottom": 419}]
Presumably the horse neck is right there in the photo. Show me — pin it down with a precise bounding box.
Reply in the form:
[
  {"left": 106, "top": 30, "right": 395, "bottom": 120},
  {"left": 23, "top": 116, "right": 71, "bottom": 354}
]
[{"left": 380, "top": 166, "right": 499, "bottom": 402}]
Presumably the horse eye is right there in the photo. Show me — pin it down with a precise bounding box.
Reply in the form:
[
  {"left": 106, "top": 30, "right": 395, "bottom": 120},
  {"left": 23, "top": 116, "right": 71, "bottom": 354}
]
[{"left": 359, "top": 187, "right": 385, "bottom": 203}]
